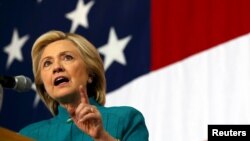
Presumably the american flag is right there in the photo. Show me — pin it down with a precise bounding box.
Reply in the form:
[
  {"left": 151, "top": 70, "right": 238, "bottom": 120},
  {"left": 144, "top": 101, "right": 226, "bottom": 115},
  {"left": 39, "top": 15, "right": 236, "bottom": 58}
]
[{"left": 1, "top": 0, "right": 250, "bottom": 140}]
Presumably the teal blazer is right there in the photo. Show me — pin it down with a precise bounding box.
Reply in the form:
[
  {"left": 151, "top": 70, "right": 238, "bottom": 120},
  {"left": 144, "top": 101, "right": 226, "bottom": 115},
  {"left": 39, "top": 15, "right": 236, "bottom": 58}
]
[{"left": 19, "top": 98, "right": 149, "bottom": 141}]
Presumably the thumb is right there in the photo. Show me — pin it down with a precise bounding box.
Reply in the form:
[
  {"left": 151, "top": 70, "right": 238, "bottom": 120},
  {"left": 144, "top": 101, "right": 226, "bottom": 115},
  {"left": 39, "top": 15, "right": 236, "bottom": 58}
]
[{"left": 79, "top": 85, "right": 89, "bottom": 104}]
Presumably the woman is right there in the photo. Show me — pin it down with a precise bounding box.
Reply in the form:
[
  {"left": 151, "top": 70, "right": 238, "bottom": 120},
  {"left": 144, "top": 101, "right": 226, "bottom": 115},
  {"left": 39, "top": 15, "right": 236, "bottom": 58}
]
[{"left": 19, "top": 30, "right": 149, "bottom": 141}]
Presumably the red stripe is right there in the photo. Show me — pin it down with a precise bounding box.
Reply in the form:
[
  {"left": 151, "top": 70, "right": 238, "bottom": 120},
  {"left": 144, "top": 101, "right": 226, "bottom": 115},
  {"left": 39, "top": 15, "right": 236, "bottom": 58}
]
[{"left": 151, "top": 0, "right": 250, "bottom": 70}]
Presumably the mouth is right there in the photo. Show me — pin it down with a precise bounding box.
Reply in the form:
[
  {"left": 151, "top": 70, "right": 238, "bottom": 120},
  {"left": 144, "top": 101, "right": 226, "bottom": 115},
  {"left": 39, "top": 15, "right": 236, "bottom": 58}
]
[{"left": 54, "top": 76, "right": 69, "bottom": 86}]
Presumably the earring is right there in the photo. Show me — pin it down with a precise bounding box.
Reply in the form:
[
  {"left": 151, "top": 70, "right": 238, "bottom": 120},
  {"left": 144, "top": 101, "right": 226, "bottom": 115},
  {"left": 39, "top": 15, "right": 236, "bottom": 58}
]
[{"left": 88, "top": 78, "right": 93, "bottom": 83}]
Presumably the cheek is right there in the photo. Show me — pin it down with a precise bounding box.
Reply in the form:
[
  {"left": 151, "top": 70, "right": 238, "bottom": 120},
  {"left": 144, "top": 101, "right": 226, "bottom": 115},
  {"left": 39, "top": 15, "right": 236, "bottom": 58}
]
[
  {"left": 41, "top": 71, "right": 52, "bottom": 88},
  {"left": 71, "top": 65, "right": 88, "bottom": 85}
]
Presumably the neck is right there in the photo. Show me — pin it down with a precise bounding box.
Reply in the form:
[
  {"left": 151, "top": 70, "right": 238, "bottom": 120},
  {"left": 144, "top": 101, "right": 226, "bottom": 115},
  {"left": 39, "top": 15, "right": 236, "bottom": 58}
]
[{"left": 57, "top": 93, "right": 81, "bottom": 112}]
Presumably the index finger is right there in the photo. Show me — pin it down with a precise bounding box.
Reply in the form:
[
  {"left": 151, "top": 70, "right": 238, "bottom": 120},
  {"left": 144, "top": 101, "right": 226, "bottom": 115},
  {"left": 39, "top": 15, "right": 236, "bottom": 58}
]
[{"left": 79, "top": 85, "right": 89, "bottom": 104}]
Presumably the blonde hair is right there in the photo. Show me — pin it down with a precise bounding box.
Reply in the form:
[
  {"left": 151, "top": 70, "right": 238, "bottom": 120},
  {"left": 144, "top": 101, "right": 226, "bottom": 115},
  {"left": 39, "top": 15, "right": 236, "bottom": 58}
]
[{"left": 32, "top": 30, "right": 106, "bottom": 115}]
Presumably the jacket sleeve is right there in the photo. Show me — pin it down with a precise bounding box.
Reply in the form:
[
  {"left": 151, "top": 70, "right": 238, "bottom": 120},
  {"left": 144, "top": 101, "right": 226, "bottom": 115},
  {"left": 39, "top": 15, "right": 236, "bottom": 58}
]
[{"left": 119, "top": 107, "right": 149, "bottom": 141}]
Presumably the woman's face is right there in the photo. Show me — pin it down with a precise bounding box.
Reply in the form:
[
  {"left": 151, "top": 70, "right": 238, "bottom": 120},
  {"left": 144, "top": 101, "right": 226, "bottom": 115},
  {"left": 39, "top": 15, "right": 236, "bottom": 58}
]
[{"left": 40, "top": 39, "right": 88, "bottom": 103}]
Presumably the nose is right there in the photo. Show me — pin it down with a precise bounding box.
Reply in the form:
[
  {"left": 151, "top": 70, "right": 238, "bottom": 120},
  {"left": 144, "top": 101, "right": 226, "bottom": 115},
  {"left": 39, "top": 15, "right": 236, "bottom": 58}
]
[{"left": 53, "top": 61, "right": 64, "bottom": 74}]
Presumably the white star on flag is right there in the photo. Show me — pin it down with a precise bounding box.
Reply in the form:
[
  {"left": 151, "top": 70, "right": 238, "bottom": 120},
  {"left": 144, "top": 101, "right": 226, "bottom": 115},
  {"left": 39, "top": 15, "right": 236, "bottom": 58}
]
[
  {"left": 98, "top": 27, "right": 132, "bottom": 70},
  {"left": 3, "top": 29, "right": 29, "bottom": 69},
  {"left": 66, "top": 0, "right": 94, "bottom": 32}
]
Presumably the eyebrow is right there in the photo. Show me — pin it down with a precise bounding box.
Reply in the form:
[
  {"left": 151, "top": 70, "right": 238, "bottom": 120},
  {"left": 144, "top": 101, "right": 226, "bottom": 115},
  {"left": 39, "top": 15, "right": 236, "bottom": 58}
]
[
  {"left": 40, "top": 50, "right": 77, "bottom": 62},
  {"left": 40, "top": 56, "right": 52, "bottom": 64}
]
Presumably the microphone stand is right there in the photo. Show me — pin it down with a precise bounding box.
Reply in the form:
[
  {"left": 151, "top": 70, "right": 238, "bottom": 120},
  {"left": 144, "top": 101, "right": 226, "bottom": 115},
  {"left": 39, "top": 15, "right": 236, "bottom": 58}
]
[{"left": 0, "top": 85, "right": 3, "bottom": 111}]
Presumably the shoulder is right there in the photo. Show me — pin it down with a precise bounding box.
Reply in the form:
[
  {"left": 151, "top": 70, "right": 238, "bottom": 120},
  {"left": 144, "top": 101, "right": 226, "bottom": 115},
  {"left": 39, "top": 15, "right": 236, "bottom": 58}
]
[
  {"left": 99, "top": 106, "right": 149, "bottom": 140},
  {"left": 100, "top": 106, "right": 144, "bottom": 119},
  {"left": 99, "top": 105, "right": 147, "bottom": 130},
  {"left": 19, "top": 119, "right": 53, "bottom": 136}
]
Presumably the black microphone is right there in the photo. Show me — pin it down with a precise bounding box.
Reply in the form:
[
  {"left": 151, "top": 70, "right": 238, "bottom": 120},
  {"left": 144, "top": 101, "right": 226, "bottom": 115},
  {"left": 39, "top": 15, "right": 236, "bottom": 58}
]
[{"left": 0, "top": 75, "right": 32, "bottom": 92}]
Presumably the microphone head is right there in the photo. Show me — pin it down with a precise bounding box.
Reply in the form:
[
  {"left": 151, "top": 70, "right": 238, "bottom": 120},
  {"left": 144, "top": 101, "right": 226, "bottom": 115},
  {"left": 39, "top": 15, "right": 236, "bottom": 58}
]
[{"left": 14, "top": 75, "right": 32, "bottom": 92}]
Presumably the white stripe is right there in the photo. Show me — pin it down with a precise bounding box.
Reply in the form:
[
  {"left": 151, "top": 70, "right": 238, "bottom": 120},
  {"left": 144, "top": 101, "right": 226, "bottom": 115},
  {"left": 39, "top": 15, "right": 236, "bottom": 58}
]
[{"left": 106, "top": 33, "right": 250, "bottom": 141}]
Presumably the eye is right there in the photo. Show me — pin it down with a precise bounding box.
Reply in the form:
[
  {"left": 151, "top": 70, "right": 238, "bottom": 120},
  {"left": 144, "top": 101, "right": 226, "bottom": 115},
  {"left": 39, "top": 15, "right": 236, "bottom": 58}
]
[
  {"left": 43, "top": 60, "right": 52, "bottom": 68},
  {"left": 64, "top": 54, "right": 74, "bottom": 61}
]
